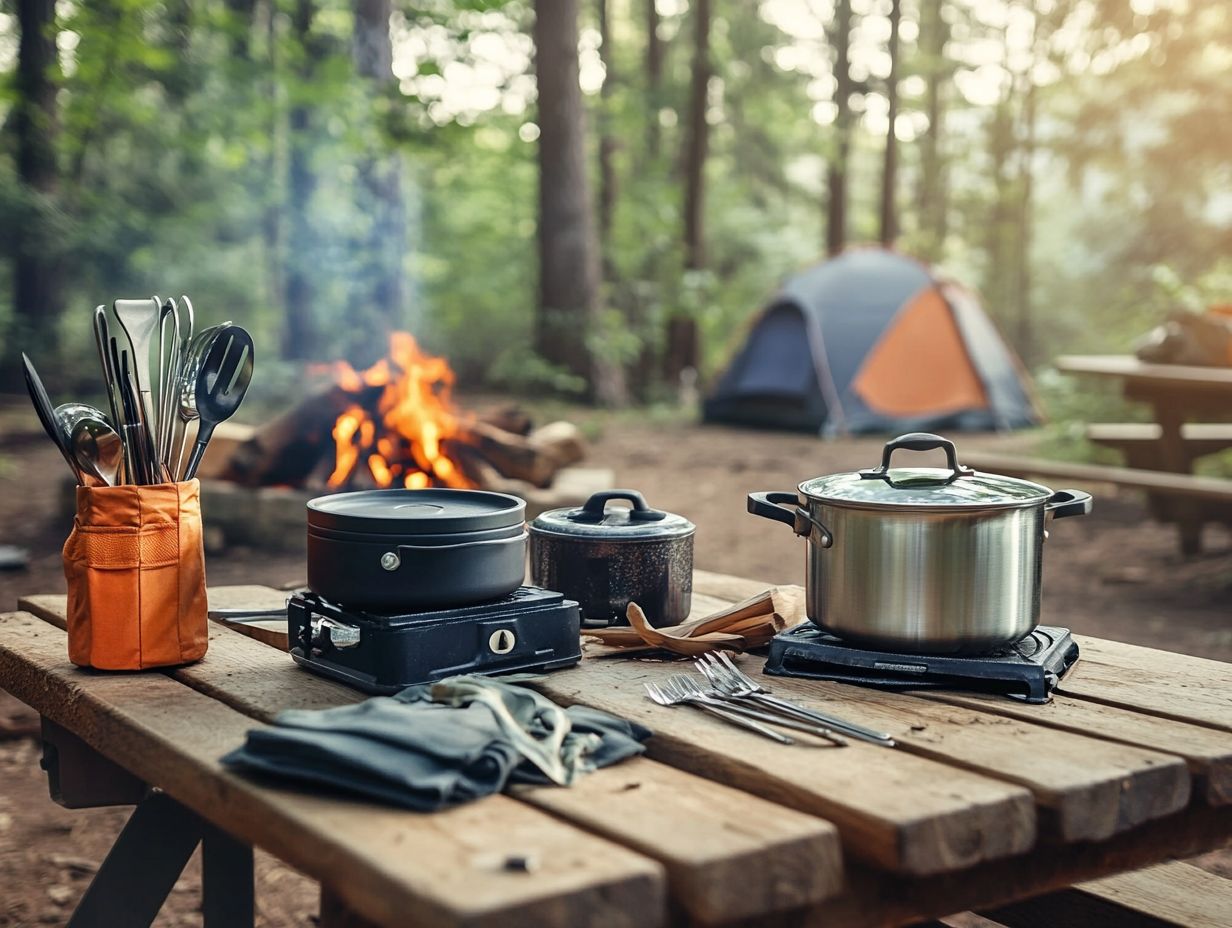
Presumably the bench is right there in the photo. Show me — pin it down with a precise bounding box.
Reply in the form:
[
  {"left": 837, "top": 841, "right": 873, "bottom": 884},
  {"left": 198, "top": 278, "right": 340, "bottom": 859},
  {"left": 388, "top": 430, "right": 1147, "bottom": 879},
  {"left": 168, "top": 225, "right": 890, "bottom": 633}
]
[
  {"left": 961, "top": 452, "right": 1232, "bottom": 553},
  {"left": 975, "top": 860, "right": 1232, "bottom": 927},
  {"left": 1086, "top": 422, "right": 1232, "bottom": 468}
]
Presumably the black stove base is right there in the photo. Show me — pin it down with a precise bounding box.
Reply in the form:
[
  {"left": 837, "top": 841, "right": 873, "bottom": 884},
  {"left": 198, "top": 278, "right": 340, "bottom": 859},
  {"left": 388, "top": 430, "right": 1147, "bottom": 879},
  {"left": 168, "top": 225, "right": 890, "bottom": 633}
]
[
  {"left": 288, "top": 587, "right": 582, "bottom": 695},
  {"left": 764, "top": 624, "right": 1079, "bottom": 703}
]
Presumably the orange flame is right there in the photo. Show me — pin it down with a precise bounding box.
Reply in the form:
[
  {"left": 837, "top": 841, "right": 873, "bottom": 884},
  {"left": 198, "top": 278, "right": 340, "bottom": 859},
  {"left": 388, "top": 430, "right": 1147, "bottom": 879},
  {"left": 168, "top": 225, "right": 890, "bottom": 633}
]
[{"left": 325, "top": 333, "right": 474, "bottom": 489}]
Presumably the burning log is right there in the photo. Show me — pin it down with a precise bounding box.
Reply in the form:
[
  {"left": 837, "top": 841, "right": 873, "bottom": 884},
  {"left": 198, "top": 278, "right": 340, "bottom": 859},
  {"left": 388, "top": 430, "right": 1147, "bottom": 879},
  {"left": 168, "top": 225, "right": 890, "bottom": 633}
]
[{"left": 208, "top": 333, "right": 586, "bottom": 492}]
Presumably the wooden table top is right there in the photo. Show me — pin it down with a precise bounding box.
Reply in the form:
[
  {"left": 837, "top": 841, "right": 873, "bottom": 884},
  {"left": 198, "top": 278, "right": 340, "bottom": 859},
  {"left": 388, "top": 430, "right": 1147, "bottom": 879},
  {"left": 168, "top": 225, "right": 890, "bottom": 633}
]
[
  {"left": 3, "top": 570, "right": 1231, "bottom": 928},
  {"left": 1055, "top": 354, "right": 1232, "bottom": 391}
]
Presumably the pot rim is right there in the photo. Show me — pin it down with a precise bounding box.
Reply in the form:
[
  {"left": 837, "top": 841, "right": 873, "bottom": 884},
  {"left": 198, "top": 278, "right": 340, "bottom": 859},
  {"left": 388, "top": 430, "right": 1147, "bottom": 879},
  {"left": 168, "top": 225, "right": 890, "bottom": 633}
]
[
  {"left": 529, "top": 524, "right": 696, "bottom": 544},
  {"left": 797, "top": 472, "right": 1055, "bottom": 514}
]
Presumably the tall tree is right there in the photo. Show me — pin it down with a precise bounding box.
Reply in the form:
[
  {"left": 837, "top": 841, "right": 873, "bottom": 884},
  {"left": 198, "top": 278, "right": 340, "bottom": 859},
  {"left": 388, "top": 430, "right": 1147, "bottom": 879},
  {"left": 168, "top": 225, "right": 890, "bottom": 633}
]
[
  {"left": 826, "top": 0, "right": 853, "bottom": 256},
  {"left": 596, "top": 0, "right": 618, "bottom": 269},
  {"left": 533, "top": 0, "right": 624, "bottom": 403},
  {"left": 7, "top": 0, "right": 62, "bottom": 385},
  {"left": 879, "top": 0, "right": 902, "bottom": 245},
  {"left": 283, "top": 0, "right": 321, "bottom": 360},
  {"left": 352, "top": 0, "right": 407, "bottom": 342},
  {"left": 665, "top": 0, "right": 711, "bottom": 385},
  {"left": 916, "top": 0, "right": 949, "bottom": 260},
  {"left": 645, "top": 0, "right": 663, "bottom": 159}
]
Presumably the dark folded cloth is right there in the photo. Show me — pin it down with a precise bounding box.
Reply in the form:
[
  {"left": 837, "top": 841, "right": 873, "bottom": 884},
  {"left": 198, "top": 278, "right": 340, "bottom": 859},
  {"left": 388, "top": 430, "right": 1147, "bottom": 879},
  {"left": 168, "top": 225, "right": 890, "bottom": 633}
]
[{"left": 222, "top": 676, "right": 650, "bottom": 811}]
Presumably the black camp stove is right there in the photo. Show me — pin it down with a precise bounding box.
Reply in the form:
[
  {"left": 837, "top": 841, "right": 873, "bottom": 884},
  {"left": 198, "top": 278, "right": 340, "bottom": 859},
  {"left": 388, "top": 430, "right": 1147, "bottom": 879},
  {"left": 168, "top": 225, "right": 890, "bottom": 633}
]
[
  {"left": 288, "top": 587, "right": 582, "bottom": 695},
  {"left": 764, "top": 624, "right": 1079, "bottom": 704}
]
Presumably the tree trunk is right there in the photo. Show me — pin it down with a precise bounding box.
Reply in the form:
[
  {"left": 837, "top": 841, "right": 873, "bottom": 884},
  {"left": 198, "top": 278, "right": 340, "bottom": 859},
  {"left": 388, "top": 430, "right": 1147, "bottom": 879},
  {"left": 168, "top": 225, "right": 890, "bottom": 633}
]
[
  {"left": 985, "top": 19, "right": 1016, "bottom": 329},
  {"left": 917, "top": 0, "right": 948, "bottom": 261},
  {"left": 826, "top": 0, "right": 853, "bottom": 257},
  {"left": 1015, "top": 9, "right": 1041, "bottom": 365},
  {"left": 352, "top": 0, "right": 407, "bottom": 346},
  {"left": 597, "top": 0, "right": 617, "bottom": 273},
  {"left": 879, "top": 0, "right": 902, "bottom": 246},
  {"left": 645, "top": 0, "right": 663, "bottom": 159},
  {"left": 533, "top": 0, "right": 624, "bottom": 404},
  {"left": 665, "top": 0, "right": 710, "bottom": 386},
  {"left": 283, "top": 0, "right": 320, "bottom": 360},
  {"left": 6, "top": 0, "right": 61, "bottom": 387}
]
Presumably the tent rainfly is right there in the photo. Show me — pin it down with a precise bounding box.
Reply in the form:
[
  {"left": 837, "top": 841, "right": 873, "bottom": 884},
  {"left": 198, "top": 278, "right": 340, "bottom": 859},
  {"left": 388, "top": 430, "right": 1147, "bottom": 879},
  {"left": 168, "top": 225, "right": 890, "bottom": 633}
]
[{"left": 702, "top": 249, "right": 1041, "bottom": 434}]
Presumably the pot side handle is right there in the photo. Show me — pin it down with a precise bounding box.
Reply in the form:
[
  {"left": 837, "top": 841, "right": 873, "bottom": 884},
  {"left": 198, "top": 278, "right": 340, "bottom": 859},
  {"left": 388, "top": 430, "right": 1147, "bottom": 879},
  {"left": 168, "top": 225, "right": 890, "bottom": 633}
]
[
  {"left": 1045, "top": 489, "right": 1093, "bottom": 520},
  {"left": 747, "top": 492, "right": 833, "bottom": 548}
]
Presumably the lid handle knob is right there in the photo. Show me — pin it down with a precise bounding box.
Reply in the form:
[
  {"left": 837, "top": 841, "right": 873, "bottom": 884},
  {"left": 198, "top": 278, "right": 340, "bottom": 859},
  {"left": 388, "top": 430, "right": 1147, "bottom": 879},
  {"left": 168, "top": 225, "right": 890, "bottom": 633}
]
[
  {"left": 859, "top": 432, "right": 975, "bottom": 487},
  {"left": 566, "top": 489, "right": 667, "bottom": 523}
]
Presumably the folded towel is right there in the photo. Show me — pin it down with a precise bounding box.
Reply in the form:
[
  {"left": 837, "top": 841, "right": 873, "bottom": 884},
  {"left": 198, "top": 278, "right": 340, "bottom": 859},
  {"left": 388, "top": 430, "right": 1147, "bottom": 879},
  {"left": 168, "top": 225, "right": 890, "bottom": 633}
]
[{"left": 222, "top": 676, "right": 650, "bottom": 810}]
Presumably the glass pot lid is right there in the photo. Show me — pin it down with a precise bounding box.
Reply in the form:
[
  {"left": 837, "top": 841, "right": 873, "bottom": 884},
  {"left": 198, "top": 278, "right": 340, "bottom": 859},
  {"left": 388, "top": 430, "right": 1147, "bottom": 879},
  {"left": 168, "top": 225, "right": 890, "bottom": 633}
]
[
  {"left": 799, "top": 433, "right": 1053, "bottom": 510},
  {"left": 531, "top": 489, "right": 695, "bottom": 541}
]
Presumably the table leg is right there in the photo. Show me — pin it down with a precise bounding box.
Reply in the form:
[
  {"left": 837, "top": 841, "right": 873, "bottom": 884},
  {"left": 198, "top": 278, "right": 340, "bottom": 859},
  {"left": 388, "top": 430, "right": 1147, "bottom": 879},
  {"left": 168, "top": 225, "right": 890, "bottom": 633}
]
[
  {"left": 68, "top": 792, "right": 203, "bottom": 928},
  {"left": 203, "top": 820, "right": 255, "bottom": 928},
  {"left": 1152, "top": 405, "right": 1204, "bottom": 555},
  {"left": 320, "top": 886, "right": 384, "bottom": 928}
]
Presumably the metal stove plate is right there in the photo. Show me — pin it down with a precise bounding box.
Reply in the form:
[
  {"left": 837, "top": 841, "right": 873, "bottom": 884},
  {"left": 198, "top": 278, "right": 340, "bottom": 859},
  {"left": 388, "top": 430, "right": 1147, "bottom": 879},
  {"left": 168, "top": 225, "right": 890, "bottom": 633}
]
[{"left": 764, "top": 624, "right": 1079, "bottom": 704}]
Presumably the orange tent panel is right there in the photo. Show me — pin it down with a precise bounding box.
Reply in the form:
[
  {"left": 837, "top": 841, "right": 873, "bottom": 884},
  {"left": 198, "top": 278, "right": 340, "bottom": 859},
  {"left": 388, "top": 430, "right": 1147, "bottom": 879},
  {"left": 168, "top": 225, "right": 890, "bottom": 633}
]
[{"left": 852, "top": 288, "right": 989, "bottom": 418}]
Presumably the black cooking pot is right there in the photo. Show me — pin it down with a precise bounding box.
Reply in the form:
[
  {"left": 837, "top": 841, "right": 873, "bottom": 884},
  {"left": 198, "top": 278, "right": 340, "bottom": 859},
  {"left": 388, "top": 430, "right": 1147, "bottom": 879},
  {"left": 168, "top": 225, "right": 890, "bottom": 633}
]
[
  {"left": 307, "top": 488, "right": 526, "bottom": 609},
  {"left": 529, "top": 490, "right": 695, "bottom": 628}
]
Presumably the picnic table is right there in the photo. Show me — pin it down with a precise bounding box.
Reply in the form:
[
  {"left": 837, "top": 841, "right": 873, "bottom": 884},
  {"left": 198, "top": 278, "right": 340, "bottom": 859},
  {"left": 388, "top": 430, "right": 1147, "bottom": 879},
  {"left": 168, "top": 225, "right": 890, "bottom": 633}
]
[
  {"left": 1054, "top": 354, "right": 1232, "bottom": 552},
  {"left": 2, "top": 570, "right": 1232, "bottom": 927}
]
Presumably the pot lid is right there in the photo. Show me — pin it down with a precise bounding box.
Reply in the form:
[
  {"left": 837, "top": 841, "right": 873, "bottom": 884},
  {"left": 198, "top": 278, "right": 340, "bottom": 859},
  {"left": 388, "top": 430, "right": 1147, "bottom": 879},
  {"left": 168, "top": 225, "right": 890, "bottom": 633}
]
[
  {"left": 308, "top": 488, "right": 526, "bottom": 535},
  {"left": 531, "top": 489, "right": 695, "bottom": 541},
  {"left": 800, "top": 433, "right": 1053, "bottom": 510}
]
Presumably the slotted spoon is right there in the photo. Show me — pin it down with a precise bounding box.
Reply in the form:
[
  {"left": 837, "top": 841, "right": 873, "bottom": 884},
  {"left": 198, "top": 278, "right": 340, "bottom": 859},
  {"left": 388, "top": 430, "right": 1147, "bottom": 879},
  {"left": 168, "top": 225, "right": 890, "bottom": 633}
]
[{"left": 182, "top": 325, "right": 254, "bottom": 480}]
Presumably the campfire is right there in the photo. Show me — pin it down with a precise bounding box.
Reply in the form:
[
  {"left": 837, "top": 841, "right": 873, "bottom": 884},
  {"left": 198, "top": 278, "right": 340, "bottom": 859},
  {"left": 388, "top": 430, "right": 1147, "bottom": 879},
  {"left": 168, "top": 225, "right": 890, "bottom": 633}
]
[
  {"left": 322, "top": 333, "right": 474, "bottom": 491},
  {"left": 205, "top": 333, "right": 586, "bottom": 495}
]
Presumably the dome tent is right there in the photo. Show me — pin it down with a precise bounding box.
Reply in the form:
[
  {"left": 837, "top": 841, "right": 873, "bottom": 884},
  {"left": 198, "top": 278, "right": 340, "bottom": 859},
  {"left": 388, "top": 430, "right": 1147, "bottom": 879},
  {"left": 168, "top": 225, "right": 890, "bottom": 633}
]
[{"left": 702, "top": 249, "right": 1040, "bottom": 434}]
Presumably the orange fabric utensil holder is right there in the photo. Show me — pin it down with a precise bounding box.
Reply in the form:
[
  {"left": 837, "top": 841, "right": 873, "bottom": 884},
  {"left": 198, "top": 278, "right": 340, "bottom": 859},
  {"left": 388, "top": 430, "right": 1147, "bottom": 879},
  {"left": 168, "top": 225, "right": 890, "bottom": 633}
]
[{"left": 63, "top": 480, "right": 209, "bottom": 670}]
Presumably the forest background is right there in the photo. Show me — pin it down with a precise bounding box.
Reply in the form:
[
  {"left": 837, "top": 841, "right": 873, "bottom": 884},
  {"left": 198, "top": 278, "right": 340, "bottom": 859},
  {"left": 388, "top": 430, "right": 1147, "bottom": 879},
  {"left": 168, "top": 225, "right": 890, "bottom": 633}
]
[{"left": 1, "top": 0, "right": 1229, "bottom": 413}]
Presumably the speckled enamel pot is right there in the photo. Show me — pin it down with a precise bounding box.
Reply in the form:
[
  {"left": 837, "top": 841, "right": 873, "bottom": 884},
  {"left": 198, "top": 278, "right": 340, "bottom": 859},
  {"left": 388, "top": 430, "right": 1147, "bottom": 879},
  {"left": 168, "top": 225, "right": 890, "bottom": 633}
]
[{"left": 529, "top": 490, "right": 695, "bottom": 628}]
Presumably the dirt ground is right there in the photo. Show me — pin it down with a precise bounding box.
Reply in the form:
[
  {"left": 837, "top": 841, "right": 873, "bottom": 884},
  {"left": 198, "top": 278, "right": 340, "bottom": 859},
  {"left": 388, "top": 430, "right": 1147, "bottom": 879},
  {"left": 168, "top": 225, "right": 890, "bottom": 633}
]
[{"left": 1, "top": 411, "right": 1230, "bottom": 925}]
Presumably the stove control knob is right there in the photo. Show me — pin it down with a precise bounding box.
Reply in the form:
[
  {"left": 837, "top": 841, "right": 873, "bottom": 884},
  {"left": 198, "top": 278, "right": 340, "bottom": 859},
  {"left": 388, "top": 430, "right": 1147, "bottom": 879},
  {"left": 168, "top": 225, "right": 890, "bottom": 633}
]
[
  {"left": 488, "top": 628, "right": 517, "bottom": 655},
  {"left": 380, "top": 551, "right": 400, "bottom": 571}
]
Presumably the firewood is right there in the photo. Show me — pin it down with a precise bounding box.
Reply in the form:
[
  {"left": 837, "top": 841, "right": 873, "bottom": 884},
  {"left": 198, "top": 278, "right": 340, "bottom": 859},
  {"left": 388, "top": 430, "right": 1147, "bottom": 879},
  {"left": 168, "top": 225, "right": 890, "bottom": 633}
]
[{"left": 475, "top": 404, "right": 534, "bottom": 436}]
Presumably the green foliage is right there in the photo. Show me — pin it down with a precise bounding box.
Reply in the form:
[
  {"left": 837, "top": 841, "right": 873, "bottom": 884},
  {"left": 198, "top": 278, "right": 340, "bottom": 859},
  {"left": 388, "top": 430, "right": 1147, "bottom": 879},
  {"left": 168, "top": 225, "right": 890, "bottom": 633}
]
[{"left": 0, "top": 0, "right": 1228, "bottom": 418}]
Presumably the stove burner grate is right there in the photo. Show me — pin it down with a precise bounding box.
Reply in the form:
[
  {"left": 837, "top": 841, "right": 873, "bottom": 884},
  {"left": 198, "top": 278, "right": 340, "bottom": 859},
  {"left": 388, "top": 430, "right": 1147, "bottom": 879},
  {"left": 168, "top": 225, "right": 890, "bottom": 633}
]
[
  {"left": 764, "top": 624, "right": 1079, "bottom": 703},
  {"left": 287, "top": 587, "right": 582, "bottom": 695}
]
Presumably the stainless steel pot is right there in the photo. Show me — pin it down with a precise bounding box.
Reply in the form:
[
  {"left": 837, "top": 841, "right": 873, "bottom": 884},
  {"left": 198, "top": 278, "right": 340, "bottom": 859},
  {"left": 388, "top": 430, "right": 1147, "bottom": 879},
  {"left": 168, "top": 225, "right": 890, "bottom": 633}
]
[{"left": 748, "top": 433, "right": 1092, "bottom": 654}]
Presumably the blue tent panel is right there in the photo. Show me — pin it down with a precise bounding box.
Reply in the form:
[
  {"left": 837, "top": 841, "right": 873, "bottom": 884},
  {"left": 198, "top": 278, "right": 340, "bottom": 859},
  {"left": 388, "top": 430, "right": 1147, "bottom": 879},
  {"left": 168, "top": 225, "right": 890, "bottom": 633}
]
[{"left": 703, "top": 249, "right": 1040, "bottom": 434}]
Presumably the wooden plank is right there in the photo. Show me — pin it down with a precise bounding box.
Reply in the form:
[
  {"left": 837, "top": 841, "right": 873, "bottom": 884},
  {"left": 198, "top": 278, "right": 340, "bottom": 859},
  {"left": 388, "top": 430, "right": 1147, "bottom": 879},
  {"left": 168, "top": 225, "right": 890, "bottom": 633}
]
[
  {"left": 1077, "top": 862, "right": 1232, "bottom": 927},
  {"left": 1058, "top": 636, "right": 1232, "bottom": 733},
  {"left": 819, "top": 807, "right": 1232, "bottom": 928},
  {"left": 1055, "top": 354, "right": 1232, "bottom": 391},
  {"left": 959, "top": 452, "right": 1232, "bottom": 501},
  {"left": 980, "top": 862, "right": 1232, "bottom": 928},
  {"left": 510, "top": 761, "right": 843, "bottom": 924},
  {"left": 0, "top": 612, "right": 666, "bottom": 928},
  {"left": 694, "top": 572, "right": 1232, "bottom": 806},
  {"left": 18, "top": 593, "right": 848, "bottom": 924},
  {"left": 921, "top": 691, "right": 1232, "bottom": 806}
]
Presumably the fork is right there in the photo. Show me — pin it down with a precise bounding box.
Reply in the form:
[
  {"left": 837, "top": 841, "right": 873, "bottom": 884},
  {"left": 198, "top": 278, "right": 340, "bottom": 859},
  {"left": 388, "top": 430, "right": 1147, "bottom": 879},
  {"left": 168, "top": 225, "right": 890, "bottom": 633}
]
[
  {"left": 670, "top": 675, "right": 848, "bottom": 746},
  {"left": 644, "top": 680, "right": 794, "bottom": 744},
  {"left": 697, "top": 652, "right": 896, "bottom": 747}
]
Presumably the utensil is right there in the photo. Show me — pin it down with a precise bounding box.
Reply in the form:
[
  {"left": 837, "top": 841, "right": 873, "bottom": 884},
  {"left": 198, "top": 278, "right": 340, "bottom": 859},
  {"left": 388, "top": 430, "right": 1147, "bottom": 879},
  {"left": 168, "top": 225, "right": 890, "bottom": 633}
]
[
  {"left": 92, "top": 306, "right": 125, "bottom": 466},
  {"left": 56, "top": 404, "right": 122, "bottom": 488},
  {"left": 644, "top": 679, "right": 794, "bottom": 744},
  {"left": 696, "top": 652, "right": 894, "bottom": 747},
  {"left": 182, "top": 325, "right": 254, "bottom": 480},
  {"left": 156, "top": 296, "right": 180, "bottom": 473},
  {"left": 529, "top": 490, "right": 695, "bottom": 628},
  {"left": 113, "top": 298, "right": 161, "bottom": 474},
  {"left": 308, "top": 489, "right": 527, "bottom": 609},
  {"left": 21, "top": 353, "right": 82, "bottom": 483},
  {"left": 111, "top": 339, "right": 154, "bottom": 484},
  {"left": 172, "top": 322, "right": 233, "bottom": 479},
  {"left": 748, "top": 432, "right": 1093, "bottom": 654},
  {"left": 670, "top": 674, "right": 847, "bottom": 745}
]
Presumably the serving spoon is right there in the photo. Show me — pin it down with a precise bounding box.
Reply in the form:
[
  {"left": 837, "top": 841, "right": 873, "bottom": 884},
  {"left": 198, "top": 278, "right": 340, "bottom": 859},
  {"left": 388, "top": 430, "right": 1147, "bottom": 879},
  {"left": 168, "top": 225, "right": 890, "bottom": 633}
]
[{"left": 56, "top": 403, "right": 123, "bottom": 487}]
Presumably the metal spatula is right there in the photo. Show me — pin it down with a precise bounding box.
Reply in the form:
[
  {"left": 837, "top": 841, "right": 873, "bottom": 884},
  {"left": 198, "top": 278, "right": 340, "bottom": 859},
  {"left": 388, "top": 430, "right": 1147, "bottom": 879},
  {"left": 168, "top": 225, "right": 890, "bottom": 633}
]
[{"left": 182, "top": 325, "right": 254, "bottom": 480}]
